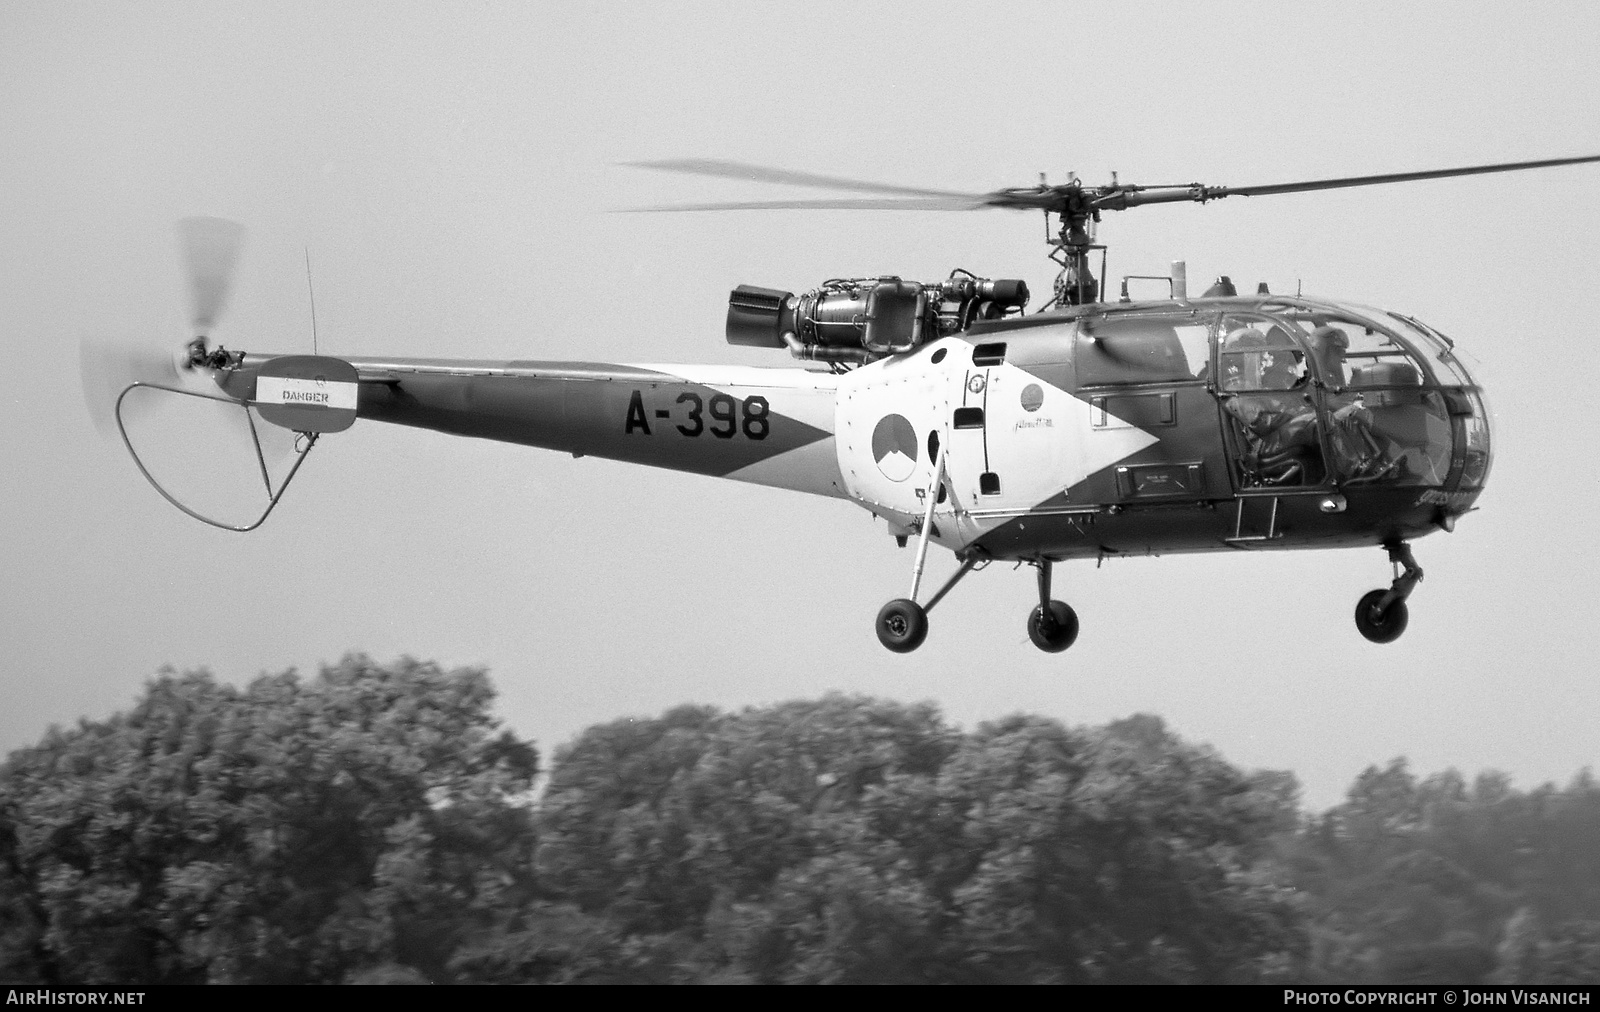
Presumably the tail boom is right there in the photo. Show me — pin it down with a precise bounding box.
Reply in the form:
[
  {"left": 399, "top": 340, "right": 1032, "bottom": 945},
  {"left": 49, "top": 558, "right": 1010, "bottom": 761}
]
[{"left": 339, "top": 357, "right": 844, "bottom": 497}]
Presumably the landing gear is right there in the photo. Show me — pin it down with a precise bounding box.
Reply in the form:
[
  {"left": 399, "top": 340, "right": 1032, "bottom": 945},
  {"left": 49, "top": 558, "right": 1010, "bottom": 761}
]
[
  {"left": 872, "top": 436, "right": 1079, "bottom": 653},
  {"left": 876, "top": 599, "right": 928, "bottom": 653},
  {"left": 874, "top": 555, "right": 976, "bottom": 652},
  {"left": 875, "top": 437, "right": 956, "bottom": 653},
  {"left": 1354, "top": 589, "right": 1407, "bottom": 643},
  {"left": 1026, "top": 560, "right": 1078, "bottom": 653},
  {"left": 1029, "top": 601, "right": 1079, "bottom": 652},
  {"left": 1355, "top": 542, "right": 1422, "bottom": 644}
]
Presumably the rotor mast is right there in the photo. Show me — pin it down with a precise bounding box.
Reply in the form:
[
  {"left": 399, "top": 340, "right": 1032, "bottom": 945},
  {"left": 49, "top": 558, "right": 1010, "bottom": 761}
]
[{"left": 1048, "top": 188, "right": 1102, "bottom": 307}]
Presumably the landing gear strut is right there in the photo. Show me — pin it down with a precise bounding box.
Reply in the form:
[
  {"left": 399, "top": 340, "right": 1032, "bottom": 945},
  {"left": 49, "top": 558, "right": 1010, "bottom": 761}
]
[
  {"left": 1355, "top": 542, "right": 1422, "bottom": 644},
  {"left": 1027, "top": 559, "right": 1079, "bottom": 652},
  {"left": 877, "top": 435, "right": 955, "bottom": 653},
  {"left": 872, "top": 434, "right": 1080, "bottom": 654}
]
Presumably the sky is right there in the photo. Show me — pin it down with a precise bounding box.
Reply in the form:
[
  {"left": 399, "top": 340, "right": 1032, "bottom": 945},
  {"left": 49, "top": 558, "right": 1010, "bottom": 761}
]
[{"left": 3, "top": 1, "right": 1598, "bottom": 811}]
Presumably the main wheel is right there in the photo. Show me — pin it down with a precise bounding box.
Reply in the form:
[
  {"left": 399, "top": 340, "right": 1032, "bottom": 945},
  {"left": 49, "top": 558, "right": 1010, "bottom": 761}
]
[
  {"left": 1355, "top": 589, "right": 1409, "bottom": 644},
  {"left": 1027, "top": 600, "right": 1079, "bottom": 653},
  {"left": 876, "top": 598, "right": 929, "bottom": 653}
]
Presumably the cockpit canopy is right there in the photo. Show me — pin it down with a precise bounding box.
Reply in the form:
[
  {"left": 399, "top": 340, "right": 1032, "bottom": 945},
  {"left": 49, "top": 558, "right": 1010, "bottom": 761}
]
[{"left": 1044, "top": 295, "right": 1492, "bottom": 494}]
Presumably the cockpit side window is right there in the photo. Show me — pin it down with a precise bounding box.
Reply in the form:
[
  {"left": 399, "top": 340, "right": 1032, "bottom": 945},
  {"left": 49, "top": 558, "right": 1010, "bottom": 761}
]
[
  {"left": 1213, "top": 314, "right": 1325, "bottom": 487},
  {"left": 1258, "top": 307, "right": 1455, "bottom": 486},
  {"left": 1256, "top": 308, "right": 1428, "bottom": 390}
]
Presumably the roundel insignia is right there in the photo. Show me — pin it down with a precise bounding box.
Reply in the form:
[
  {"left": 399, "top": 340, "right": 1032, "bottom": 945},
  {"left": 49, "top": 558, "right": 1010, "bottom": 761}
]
[
  {"left": 1020, "top": 383, "right": 1044, "bottom": 412},
  {"left": 871, "top": 414, "right": 918, "bottom": 482},
  {"left": 967, "top": 374, "right": 986, "bottom": 394}
]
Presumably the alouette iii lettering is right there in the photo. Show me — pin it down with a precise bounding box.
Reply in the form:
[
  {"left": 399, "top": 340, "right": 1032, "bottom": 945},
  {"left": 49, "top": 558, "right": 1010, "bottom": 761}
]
[{"left": 80, "top": 154, "right": 1600, "bottom": 651}]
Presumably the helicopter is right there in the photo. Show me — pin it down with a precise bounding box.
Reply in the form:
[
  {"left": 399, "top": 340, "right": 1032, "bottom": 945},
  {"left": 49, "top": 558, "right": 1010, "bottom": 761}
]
[{"left": 84, "top": 153, "right": 1600, "bottom": 653}]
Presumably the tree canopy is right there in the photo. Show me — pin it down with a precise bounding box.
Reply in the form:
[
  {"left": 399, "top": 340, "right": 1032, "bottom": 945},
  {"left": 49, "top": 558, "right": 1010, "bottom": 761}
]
[
  {"left": 2, "top": 658, "right": 1596, "bottom": 984},
  {"left": 0, "top": 656, "right": 536, "bottom": 984},
  {"left": 1289, "top": 759, "right": 1600, "bottom": 984},
  {"left": 529, "top": 702, "right": 1302, "bottom": 983}
]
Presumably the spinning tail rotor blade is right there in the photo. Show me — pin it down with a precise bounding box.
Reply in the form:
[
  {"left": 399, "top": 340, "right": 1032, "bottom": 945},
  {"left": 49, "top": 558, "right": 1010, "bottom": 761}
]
[
  {"left": 78, "top": 333, "right": 184, "bottom": 439},
  {"left": 178, "top": 216, "right": 245, "bottom": 334},
  {"left": 81, "top": 217, "right": 252, "bottom": 440},
  {"left": 78, "top": 329, "right": 259, "bottom": 444}
]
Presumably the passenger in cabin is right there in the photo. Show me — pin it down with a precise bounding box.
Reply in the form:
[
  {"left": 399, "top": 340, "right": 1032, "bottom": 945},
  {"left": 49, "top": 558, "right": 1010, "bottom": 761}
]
[{"left": 1307, "top": 325, "right": 1351, "bottom": 386}]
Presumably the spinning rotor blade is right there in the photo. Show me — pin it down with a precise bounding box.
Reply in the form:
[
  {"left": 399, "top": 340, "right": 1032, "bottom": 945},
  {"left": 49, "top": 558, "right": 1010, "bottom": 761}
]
[
  {"left": 78, "top": 333, "right": 185, "bottom": 439},
  {"left": 78, "top": 329, "right": 260, "bottom": 442},
  {"left": 630, "top": 196, "right": 989, "bottom": 212},
  {"left": 629, "top": 153, "right": 1600, "bottom": 218},
  {"left": 79, "top": 329, "right": 277, "bottom": 477},
  {"left": 178, "top": 216, "right": 245, "bottom": 334},
  {"left": 1200, "top": 153, "right": 1600, "bottom": 201},
  {"left": 1092, "top": 154, "right": 1600, "bottom": 210},
  {"left": 624, "top": 158, "right": 978, "bottom": 199},
  {"left": 81, "top": 217, "right": 252, "bottom": 441}
]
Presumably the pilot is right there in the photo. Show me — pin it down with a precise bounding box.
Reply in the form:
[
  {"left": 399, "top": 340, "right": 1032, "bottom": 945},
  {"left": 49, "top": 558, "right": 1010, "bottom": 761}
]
[
  {"left": 1219, "top": 329, "right": 1322, "bottom": 484},
  {"left": 1215, "top": 326, "right": 1267, "bottom": 389},
  {"left": 1306, "top": 324, "right": 1398, "bottom": 480}
]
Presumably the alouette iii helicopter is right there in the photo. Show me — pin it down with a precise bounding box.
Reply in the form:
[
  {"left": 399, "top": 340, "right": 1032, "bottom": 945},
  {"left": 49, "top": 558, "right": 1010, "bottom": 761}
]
[{"left": 85, "top": 154, "right": 1600, "bottom": 653}]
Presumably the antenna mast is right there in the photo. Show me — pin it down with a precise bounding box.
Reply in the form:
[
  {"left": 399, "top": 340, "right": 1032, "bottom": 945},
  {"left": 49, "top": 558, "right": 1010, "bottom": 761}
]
[{"left": 304, "top": 247, "right": 319, "bottom": 355}]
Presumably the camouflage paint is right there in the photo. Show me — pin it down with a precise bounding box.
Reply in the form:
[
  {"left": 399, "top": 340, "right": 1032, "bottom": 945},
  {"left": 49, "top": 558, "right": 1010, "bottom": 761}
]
[
  {"left": 336, "top": 358, "right": 843, "bottom": 497},
  {"left": 213, "top": 292, "right": 1485, "bottom": 563}
]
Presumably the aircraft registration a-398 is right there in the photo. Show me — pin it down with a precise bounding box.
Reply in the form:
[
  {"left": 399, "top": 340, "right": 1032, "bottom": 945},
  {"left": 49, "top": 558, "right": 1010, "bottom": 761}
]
[{"left": 85, "top": 154, "right": 1600, "bottom": 652}]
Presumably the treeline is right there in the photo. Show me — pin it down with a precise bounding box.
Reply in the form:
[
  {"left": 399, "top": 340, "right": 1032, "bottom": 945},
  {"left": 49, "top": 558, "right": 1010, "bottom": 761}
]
[{"left": 0, "top": 656, "right": 1595, "bottom": 984}]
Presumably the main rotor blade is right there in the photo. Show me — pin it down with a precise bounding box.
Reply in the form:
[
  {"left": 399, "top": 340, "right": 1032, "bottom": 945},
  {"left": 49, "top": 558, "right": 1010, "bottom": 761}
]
[
  {"left": 178, "top": 217, "right": 245, "bottom": 333},
  {"left": 629, "top": 153, "right": 1600, "bottom": 220},
  {"left": 1209, "top": 153, "right": 1600, "bottom": 200},
  {"left": 628, "top": 196, "right": 989, "bottom": 212},
  {"left": 624, "top": 159, "right": 980, "bottom": 199}
]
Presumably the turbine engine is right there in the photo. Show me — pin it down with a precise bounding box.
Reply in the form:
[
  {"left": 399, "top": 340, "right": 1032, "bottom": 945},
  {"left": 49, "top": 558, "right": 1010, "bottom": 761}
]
[{"left": 727, "top": 272, "right": 1028, "bottom": 363}]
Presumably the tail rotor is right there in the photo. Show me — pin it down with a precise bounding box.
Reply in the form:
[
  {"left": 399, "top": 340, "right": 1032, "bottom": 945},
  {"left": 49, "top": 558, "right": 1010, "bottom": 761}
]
[{"left": 79, "top": 217, "right": 248, "bottom": 437}]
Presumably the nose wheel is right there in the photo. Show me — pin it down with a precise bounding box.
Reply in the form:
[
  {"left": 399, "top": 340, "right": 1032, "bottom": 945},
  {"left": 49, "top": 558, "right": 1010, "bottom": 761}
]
[
  {"left": 1354, "top": 589, "right": 1408, "bottom": 643},
  {"left": 1355, "top": 542, "right": 1422, "bottom": 644}
]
